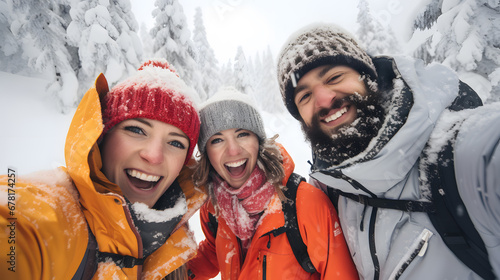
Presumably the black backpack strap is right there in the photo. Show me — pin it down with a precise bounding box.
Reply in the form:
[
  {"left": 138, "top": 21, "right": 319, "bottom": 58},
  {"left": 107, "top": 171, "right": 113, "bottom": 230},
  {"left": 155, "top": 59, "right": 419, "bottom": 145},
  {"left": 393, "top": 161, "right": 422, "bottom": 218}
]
[
  {"left": 427, "top": 137, "right": 494, "bottom": 280},
  {"left": 207, "top": 212, "right": 218, "bottom": 236},
  {"left": 282, "top": 173, "right": 317, "bottom": 274},
  {"left": 96, "top": 252, "right": 145, "bottom": 268},
  {"left": 316, "top": 169, "right": 436, "bottom": 213},
  {"left": 326, "top": 186, "right": 339, "bottom": 212},
  {"left": 329, "top": 188, "right": 435, "bottom": 213},
  {"left": 448, "top": 81, "right": 483, "bottom": 111},
  {"left": 72, "top": 227, "right": 98, "bottom": 280}
]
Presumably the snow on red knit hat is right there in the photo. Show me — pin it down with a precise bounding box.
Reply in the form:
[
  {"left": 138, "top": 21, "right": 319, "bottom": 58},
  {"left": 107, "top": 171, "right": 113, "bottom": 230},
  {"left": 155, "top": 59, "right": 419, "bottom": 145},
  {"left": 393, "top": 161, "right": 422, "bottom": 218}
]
[{"left": 102, "top": 59, "right": 200, "bottom": 165}]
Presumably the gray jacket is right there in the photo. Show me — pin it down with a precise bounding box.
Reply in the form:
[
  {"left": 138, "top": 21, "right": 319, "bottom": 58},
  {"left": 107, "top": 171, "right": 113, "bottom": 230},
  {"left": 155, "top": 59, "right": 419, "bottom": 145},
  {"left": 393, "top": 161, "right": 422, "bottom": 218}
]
[{"left": 310, "top": 56, "right": 500, "bottom": 280}]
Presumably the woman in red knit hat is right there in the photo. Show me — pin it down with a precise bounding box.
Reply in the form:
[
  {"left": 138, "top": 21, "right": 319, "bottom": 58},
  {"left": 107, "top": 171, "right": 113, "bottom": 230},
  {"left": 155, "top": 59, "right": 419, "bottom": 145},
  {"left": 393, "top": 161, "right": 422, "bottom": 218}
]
[{"left": 0, "top": 59, "right": 206, "bottom": 280}]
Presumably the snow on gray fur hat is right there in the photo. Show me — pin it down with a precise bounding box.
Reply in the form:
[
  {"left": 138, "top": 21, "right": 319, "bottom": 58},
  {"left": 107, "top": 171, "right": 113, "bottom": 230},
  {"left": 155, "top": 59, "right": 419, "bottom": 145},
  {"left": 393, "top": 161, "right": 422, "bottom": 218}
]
[
  {"left": 198, "top": 87, "right": 266, "bottom": 154},
  {"left": 277, "top": 23, "right": 378, "bottom": 120}
]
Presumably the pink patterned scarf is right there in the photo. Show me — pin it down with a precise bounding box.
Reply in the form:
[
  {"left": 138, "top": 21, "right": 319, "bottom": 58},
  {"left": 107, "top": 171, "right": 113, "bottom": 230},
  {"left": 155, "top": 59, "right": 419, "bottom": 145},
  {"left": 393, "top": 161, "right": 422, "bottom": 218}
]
[{"left": 213, "top": 166, "right": 275, "bottom": 249}]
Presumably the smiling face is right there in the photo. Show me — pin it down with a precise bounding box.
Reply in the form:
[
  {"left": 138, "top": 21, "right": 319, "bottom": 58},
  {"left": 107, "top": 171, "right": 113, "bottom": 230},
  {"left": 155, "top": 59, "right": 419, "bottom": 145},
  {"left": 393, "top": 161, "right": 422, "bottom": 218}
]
[
  {"left": 100, "top": 118, "right": 189, "bottom": 207},
  {"left": 294, "top": 64, "right": 386, "bottom": 166},
  {"left": 206, "top": 128, "right": 259, "bottom": 189},
  {"left": 294, "top": 64, "right": 368, "bottom": 136}
]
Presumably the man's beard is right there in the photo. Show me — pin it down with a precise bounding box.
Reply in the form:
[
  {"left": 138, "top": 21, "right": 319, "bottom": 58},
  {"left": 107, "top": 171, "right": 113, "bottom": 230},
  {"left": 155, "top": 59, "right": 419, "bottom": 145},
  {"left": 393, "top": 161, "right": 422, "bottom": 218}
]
[{"left": 301, "top": 92, "right": 385, "bottom": 166}]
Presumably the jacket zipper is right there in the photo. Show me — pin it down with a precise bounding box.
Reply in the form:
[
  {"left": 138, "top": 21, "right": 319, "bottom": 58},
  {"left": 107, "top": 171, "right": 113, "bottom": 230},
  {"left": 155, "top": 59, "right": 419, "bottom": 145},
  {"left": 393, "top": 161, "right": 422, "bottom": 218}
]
[
  {"left": 369, "top": 207, "right": 380, "bottom": 280},
  {"left": 122, "top": 200, "right": 144, "bottom": 279},
  {"left": 388, "top": 229, "right": 433, "bottom": 280},
  {"left": 262, "top": 254, "right": 267, "bottom": 280}
]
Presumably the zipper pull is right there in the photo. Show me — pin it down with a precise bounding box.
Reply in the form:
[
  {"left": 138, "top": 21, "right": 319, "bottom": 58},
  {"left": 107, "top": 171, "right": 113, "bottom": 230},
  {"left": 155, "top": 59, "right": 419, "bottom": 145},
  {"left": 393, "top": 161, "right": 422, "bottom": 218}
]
[{"left": 418, "top": 230, "right": 433, "bottom": 257}]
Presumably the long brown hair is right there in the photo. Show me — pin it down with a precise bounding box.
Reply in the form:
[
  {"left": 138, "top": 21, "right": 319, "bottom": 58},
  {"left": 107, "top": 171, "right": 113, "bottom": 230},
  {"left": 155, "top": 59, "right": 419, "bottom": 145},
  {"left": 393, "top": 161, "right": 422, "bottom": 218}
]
[
  {"left": 164, "top": 263, "right": 187, "bottom": 280},
  {"left": 193, "top": 135, "right": 286, "bottom": 217}
]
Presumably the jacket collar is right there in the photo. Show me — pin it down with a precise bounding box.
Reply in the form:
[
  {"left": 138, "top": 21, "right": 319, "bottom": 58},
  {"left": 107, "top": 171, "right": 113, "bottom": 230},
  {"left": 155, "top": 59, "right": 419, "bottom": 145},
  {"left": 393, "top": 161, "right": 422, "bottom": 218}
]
[{"left": 277, "top": 143, "right": 295, "bottom": 186}]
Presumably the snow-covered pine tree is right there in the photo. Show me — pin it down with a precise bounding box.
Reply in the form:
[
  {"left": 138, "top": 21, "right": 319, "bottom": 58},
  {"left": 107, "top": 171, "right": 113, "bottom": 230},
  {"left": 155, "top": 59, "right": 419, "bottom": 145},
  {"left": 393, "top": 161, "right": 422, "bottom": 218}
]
[
  {"left": 249, "top": 47, "right": 284, "bottom": 113},
  {"left": 193, "top": 7, "right": 221, "bottom": 98},
  {"left": 414, "top": 0, "right": 442, "bottom": 31},
  {"left": 246, "top": 54, "right": 256, "bottom": 91},
  {"left": 0, "top": 0, "right": 25, "bottom": 73},
  {"left": 356, "top": 0, "right": 400, "bottom": 56},
  {"left": 260, "top": 46, "right": 285, "bottom": 113},
  {"left": 251, "top": 51, "right": 264, "bottom": 108},
  {"left": 413, "top": 0, "right": 500, "bottom": 103},
  {"left": 412, "top": 0, "right": 443, "bottom": 65},
  {"left": 107, "top": 0, "right": 143, "bottom": 80},
  {"left": 233, "top": 46, "right": 253, "bottom": 95},
  {"left": 220, "top": 59, "right": 235, "bottom": 88},
  {"left": 151, "top": 0, "right": 207, "bottom": 101},
  {"left": 67, "top": 0, "right": 142, "bottom": 97},
  {"left": 140, "top": 22, "right": 154, "bottom": 59},
  {"left": 11, "top": 0, "right": 78, "bottom": 113}
]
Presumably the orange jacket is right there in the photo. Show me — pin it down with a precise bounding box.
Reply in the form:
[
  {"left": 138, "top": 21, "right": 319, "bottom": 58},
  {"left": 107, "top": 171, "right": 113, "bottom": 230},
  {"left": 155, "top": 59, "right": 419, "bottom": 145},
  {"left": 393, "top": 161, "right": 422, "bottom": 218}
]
[
  {"left": 0, "top": 74, "right": 206, "bottom": 280},
  {"left": 188, "top": 145, "right": 358, "bottom": 280}
]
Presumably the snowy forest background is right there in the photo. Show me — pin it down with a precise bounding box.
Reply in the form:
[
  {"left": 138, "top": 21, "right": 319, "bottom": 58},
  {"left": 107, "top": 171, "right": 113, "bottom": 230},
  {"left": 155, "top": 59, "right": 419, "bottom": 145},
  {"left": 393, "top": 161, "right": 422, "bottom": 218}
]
[{"left": 1, "top": 0, "right": 499, "bottom": 114}]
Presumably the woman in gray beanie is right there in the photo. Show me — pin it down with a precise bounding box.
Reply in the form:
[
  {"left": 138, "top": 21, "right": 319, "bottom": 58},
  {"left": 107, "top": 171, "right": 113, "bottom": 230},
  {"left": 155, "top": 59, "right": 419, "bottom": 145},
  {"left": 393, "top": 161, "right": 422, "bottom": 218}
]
[{"left": 187, "top": 87, "right": 358, "bottom": 280}]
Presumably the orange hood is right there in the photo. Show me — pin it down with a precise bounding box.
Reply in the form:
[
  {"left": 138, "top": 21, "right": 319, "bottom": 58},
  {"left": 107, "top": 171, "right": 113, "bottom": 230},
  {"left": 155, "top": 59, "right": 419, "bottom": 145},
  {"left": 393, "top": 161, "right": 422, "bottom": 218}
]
[{"left": 64, "top": 74, "right": 207, "bottom": 279}]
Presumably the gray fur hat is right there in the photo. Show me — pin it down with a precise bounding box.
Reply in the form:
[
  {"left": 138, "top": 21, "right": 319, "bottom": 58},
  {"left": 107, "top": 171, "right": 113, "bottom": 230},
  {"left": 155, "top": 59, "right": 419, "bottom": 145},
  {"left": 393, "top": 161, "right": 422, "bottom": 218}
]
[
  {"left": 277, "top": 23, "right": 378, "bottom": 120},
  {"left": 198, "top": 87, "right": 266, "bottom": 154}
]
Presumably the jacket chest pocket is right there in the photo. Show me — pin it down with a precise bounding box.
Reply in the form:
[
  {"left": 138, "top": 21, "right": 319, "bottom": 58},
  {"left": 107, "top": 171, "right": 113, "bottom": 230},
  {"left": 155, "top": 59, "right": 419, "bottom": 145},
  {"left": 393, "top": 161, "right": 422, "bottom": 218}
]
[
  {"left": 257, "top": 250, "right": 315, "bottom": 280},
  {"left": 388, "top": 228, "right": 433, "bottom": 279}
]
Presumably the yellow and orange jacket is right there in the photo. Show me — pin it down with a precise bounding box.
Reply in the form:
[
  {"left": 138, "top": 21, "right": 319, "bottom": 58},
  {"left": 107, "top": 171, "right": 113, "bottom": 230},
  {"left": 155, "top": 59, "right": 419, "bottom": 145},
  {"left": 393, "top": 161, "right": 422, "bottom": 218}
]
[
  {"left": 188, "top": 145, "right": 358, "bottom": 280},
  {"left": 0, "top": 74, "right": 207, "bottom": 280}
]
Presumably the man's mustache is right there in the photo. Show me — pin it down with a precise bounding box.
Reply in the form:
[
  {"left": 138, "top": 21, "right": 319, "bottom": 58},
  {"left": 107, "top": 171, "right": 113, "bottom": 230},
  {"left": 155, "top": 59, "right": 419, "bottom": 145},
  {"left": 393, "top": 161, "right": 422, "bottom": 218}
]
[{"left": 315, "top": 93, "right": 366, "bottom": 119}]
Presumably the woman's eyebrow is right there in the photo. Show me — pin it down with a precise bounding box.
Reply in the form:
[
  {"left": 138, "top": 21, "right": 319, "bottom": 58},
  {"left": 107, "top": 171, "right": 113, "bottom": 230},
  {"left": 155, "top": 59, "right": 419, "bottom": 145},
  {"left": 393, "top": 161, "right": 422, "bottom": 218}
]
[
  {"left": 134, "top": 118, "right": 152, "bottom": 127},
  {"left": 170, "top": 131, "right": 189, "bottom": 141},
  {"left": 134, "top": 118, "right": 188, "bottom": 140}
]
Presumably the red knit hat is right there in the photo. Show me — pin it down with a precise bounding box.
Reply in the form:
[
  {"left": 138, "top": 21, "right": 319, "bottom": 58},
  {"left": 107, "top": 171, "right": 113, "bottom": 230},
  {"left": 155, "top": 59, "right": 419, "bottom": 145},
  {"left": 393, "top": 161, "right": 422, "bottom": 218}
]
[{"left": 102, "top": 59, "right": 200, "bottom": 165}]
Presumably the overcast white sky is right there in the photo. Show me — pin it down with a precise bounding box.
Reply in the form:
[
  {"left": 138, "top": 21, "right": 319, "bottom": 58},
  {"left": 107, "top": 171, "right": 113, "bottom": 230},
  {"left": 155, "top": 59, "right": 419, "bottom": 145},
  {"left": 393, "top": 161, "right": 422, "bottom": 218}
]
[{"left": 131, "top": 0, "right": 428, "bottom": 63}]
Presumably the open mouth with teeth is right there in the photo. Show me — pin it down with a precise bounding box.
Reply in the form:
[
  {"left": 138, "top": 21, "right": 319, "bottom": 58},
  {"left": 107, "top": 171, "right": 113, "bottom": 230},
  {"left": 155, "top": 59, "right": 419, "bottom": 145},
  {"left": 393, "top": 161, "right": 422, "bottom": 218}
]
[
  {"left": 224, "top": 159, "right": 247, "bottom": 177},
  {"left": 324, "top": 106, "right": 348, "bottom": 124},
  {"left": 126, "top": 169, "right": 162, "bottom": 191}
]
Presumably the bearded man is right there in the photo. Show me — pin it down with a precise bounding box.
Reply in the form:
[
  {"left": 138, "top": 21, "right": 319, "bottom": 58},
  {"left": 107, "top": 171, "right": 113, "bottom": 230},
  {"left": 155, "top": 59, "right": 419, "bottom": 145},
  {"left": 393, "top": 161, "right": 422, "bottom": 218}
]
[{"left": 277, "top": 23, "right": 500, "bottom": 280}]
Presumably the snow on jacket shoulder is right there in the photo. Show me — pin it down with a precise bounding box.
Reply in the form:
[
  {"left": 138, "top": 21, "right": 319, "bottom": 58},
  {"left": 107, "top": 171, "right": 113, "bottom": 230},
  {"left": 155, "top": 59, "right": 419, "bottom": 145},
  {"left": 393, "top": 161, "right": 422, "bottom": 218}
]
[
  {"left": 0, "top": 168, "right": 88, "bottom": 280},
  {"left": 0, "top": 74, "right": 207, "bottom": 280},
  {"left": 452, "top": 102, "right": 500, "bottom": 278},
  {"left": 188, "top": 144, "right": 358, "bottom": 280}
]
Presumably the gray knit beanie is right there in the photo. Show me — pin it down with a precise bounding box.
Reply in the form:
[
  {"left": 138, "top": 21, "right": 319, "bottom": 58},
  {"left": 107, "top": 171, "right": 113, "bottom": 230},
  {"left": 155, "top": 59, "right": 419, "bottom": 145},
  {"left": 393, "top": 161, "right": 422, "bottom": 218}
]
[
  {"left": 277, "top": 23, "right": 378, "bottom": 120},
  {"left": 198, "top": 87, "right": 266, "bottom": 154}
]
